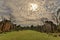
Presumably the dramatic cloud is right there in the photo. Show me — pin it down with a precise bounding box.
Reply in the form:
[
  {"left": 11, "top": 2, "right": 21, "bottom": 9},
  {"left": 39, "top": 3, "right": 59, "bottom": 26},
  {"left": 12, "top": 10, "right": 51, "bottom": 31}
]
[
  {"left": 0, "top": 0, "right": 60, "bottom": 26},
  {"left": 45, "top": 0, "right": 60, "bottom": 13}
]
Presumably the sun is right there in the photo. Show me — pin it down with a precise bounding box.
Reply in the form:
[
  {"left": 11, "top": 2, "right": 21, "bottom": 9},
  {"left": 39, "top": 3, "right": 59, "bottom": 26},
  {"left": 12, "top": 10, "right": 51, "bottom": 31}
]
[{"left": 29, "top": 3, "right": 38, "bottom": 11}]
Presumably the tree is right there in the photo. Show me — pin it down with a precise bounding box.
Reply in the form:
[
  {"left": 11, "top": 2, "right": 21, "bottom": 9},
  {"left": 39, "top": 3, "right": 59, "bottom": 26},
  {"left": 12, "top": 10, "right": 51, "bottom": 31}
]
[
  {"left": 52, "top": 9, "right": 60, "bottom": 32},
  {"left": 53, "top": 9, "right": 60, "bottom": 25},
  {"left": 31, "top": 25, "right": 34, "bottom": 30}
]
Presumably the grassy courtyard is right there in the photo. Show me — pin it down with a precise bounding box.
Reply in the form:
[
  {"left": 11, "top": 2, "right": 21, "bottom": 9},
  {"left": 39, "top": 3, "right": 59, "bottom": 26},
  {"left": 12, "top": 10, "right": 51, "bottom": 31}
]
[{"left": 0, "top": 30, "right": 60, "bottom": 40}]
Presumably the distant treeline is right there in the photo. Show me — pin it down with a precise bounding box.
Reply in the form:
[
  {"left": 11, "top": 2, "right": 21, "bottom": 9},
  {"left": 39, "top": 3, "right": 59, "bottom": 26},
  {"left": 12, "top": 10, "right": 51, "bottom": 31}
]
[{"left": 0, "top": 19, "right": 60, "bottom": 33}]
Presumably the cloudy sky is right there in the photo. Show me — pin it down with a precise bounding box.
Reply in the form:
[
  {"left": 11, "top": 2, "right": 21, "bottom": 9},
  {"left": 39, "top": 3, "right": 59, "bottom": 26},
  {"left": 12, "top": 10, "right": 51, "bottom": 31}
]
[{"left": 0, "top": 0, "right": 60, "bottom": 26}]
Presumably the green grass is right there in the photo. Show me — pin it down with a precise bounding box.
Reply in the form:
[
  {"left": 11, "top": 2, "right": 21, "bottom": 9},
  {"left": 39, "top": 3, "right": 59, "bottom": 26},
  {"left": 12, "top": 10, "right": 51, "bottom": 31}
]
[{"left": 0, "top": 30, "right": 60, "bottom": 40}]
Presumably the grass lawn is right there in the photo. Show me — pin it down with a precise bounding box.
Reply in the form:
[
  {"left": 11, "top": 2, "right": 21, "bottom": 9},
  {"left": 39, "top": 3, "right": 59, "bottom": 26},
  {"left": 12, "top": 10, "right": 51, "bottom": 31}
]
[{"left": 0, "top": 30, "right": 60, "bottom": 40}]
